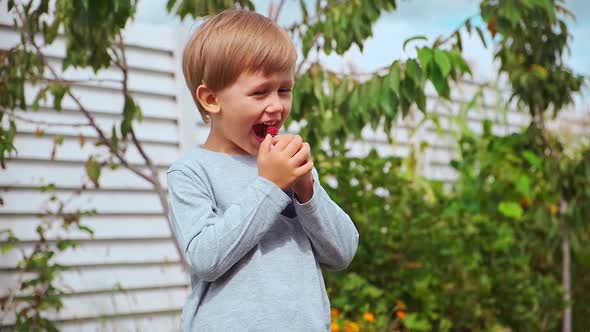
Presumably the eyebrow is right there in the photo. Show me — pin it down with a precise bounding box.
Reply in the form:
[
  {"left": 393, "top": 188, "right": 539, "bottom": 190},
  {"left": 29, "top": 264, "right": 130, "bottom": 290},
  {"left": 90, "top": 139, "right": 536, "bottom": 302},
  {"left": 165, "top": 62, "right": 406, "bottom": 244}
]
[{"left": 250, "top": 80, "right": 294, "bottom": 91}]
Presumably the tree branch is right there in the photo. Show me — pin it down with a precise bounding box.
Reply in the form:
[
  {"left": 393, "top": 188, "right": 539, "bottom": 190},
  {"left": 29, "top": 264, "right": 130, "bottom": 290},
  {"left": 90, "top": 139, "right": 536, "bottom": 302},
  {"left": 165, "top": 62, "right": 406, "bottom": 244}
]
[
  {"left": 271, "top": 0, "right": 286, "bottom": 23},
  {"left": 115, "top": 33, "right": 160, "bottom": 183},
  {"left": 14, "top": 7, "right": 154, "bottom": 185},
  {"left": 116, "top": 32, "right": 185, "bottom": 267}
]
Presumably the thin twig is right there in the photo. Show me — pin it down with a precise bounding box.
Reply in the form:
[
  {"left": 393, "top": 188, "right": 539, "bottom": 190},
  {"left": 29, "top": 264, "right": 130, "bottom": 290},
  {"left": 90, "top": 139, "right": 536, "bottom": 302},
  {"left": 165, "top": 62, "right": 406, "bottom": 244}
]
[
  {"left": 285, "top": 0, "right": 348, "bottom": 33},
  {"left": 116, "top": 33, "right": 158, "bottom": 178},
  {"left": 0, "top": 270, "right": 25, "bottom": 326},
  {"left": 272, "top": 0, "right": 286, "bottom": 23}
]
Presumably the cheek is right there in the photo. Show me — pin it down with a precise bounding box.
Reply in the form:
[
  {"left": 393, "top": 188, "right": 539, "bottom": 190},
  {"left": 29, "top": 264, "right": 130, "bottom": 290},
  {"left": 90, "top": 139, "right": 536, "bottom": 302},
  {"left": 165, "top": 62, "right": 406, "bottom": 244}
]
[{"left": 283, "top": 98, "right": 293, "bottom": 113}]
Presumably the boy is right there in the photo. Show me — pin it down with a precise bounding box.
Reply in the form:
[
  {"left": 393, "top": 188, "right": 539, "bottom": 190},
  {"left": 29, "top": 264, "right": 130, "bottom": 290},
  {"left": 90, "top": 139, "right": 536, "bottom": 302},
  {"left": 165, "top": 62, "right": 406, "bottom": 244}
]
[{"left": 166, "top": 9, "right": 359, "bottom": 332}]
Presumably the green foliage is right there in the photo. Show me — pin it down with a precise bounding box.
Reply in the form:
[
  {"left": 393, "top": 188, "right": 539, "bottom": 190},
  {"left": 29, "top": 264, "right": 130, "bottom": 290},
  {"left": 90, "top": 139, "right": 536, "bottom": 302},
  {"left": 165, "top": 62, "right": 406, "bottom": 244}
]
[
  {"left": 289, "top": 43, "right": 471, "bottom": 157},
  {"left": 320, "top": 122, "right": 590, "bottom": 330},
  {"left": 121, "top": 95, "right": 143, "bottom": 138},
  {"left": 299, "top": 0, "right": 397, "bottom": 56},
  {"left": 168, "top": 0, "right": 255, "bottom": 19},
  {"left": 2, "top": 206, "right": 96, "bottom": 331},
  {"left": 56, "top": 0, "right": 137, "bottom": 71},
  {"left": 85, "top": 156, "right": 102, "bottom": 188},
  {"left": 480, "top": 0, "right": 585, "bottom": 119}
]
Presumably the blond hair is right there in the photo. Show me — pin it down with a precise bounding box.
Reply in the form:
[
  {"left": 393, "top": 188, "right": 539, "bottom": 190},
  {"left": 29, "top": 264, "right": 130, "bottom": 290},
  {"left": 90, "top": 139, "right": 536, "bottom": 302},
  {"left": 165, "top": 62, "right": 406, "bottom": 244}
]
[{"left": 182, "top": 10, "right": 298, "bottom": 123}]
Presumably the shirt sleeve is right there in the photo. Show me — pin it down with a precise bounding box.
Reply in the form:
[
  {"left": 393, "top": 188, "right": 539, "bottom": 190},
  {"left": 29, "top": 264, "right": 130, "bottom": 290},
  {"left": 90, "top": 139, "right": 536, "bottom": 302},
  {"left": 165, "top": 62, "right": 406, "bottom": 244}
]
[
  {"left": 167, "top": 168, "right": 292, "bottom": 282},
  {"left": 293, "top": 168, "right": 359, "bottom": 271}
]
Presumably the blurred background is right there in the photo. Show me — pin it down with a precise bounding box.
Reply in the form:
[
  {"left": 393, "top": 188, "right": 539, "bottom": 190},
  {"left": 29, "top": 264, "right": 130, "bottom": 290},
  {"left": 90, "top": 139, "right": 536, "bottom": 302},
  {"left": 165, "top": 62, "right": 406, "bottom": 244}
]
[{"left": 1, "top": 0, "right": 589, "bottom": 331}]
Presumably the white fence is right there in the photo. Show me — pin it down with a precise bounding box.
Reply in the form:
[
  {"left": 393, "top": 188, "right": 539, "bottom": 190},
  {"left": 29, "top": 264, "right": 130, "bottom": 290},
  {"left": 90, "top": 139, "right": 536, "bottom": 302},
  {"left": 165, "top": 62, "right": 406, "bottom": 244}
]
[{"left": 1, "top": 16, "right": 588, "bottom": 332}]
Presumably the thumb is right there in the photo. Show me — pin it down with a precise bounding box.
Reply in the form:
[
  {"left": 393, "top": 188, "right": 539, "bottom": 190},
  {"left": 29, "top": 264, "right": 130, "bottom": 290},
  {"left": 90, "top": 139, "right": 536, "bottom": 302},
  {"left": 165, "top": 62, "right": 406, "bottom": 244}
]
[{"left": 259, "top": 134, "right": 272, "bottom": 155}]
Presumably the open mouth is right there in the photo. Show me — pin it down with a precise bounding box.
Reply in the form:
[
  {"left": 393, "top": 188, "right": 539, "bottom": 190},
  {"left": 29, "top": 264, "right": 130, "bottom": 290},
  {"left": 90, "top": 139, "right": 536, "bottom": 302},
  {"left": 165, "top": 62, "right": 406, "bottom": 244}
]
[{"left": 252, "top": 123, "right": 279, "bottom": 142}]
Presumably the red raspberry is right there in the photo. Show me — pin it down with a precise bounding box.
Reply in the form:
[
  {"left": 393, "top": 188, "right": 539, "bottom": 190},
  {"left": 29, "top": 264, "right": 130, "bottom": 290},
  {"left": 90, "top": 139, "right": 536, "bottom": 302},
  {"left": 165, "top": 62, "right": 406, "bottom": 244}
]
[{"left": 267, "top": 125, "right": 278, "bottom": 136}]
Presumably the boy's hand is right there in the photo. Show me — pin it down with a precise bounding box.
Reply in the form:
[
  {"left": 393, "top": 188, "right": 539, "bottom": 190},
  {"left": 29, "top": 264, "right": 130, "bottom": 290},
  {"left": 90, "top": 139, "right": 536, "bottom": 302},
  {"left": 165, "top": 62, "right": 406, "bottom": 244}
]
[
  {"left": 291, "top": 142, "right": 314, "bottom": 203},
  {"left": 257, "top": 134, "right": 314, "bottom": 191}
]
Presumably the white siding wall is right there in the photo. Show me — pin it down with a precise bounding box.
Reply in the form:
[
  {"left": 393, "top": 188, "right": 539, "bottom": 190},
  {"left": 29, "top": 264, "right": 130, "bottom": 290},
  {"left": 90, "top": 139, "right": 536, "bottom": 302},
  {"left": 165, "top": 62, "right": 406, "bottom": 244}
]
[
  {"left": 0, "top": 19, "right": 197, "bottom": 331},
  {"left": 1, "top": 16, "right": 588, "bottom": 332}
]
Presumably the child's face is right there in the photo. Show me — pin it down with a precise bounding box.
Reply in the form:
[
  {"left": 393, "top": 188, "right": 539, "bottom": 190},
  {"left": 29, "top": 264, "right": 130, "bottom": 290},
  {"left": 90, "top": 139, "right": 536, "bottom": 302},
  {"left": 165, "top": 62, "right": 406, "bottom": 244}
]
[{"left": 209, "top": 69, "right": 294, "bottom": 155}]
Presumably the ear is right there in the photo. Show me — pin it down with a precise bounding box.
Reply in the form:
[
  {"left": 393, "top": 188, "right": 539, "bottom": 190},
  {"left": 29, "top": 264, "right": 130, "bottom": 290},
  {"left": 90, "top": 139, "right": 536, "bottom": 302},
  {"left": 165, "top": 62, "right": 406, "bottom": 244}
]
[{"left": 195, "top": 84, "right": 221, "bottom": 115}]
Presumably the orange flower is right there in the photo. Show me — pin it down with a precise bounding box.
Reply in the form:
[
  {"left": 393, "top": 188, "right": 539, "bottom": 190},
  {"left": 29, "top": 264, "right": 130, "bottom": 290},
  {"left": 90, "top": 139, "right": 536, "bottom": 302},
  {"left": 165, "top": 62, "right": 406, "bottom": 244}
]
[
  {"left": 363, "top": 311, "right": 376, "bottom": 323},
  {"left": 331, "top": 308, "right": 340, "bottom": 319},
  {"left": 331, "top": 322, "right": 341, "bottom": 332},
  {"left": 396, "top": 310, "right": 406, "bottom": 320},
  {"left": 344, "top": 320, "right": 360, "bottom": 332}
]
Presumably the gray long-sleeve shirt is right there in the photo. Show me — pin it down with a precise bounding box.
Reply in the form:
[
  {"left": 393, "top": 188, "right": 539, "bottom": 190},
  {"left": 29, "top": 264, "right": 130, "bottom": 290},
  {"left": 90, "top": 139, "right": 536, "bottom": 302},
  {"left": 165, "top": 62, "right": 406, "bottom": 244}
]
[{"left": 166, "top": 148, "right": 359, "bottom": 332}]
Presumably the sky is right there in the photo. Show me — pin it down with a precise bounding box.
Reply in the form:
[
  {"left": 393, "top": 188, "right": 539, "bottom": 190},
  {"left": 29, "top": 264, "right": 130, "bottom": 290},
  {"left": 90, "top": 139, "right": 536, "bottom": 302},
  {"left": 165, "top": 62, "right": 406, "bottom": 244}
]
[{"left": 135, "top": 0, "right": 590, "bottom": 109}]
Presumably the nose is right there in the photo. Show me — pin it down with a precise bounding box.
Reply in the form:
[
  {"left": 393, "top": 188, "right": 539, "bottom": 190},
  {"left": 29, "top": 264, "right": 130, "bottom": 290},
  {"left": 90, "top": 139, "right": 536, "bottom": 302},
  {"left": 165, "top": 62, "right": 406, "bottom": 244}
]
[{"left": 264, "top": 93, "right": 283, "bottom": 114}]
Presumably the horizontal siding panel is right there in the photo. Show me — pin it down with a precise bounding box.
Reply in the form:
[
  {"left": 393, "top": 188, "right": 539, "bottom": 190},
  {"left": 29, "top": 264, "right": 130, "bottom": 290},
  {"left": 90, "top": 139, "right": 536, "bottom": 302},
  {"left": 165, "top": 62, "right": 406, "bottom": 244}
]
[
  {"left": 24, "top": 85, "right": 178, "bottom": 121},
  {"left": 0, "top": 264, "right": 187, "bottom": 297},
  {"left": 7, "top": 109, "right": 179, "bottom": 144},
  {"left": 2, "top": 160, "right": 168, "bottom": 190},
  {"left": 3, "top": 287, "right": 187, "bottom": 325},
  {"left": 346, "top": 140, "right": 410, "bottom": 158},
  {"left": 428, "top": 147, "right": 460, "bottom": 164},
  {"left": 0, "top": 215, "right": 171, "bottom": 242},
  {"left": 0, "top": 27, "right": 177, "bottom": 74},
  {"left": 0, "top": 190, "right": 165, "bottom": 214},
  {"left": 1, "top": 239, "right": 180, "bottom": 268},
  {"left": 123, "top": 22, "right": 179, "bottom": 52},
  {"left": 428, "top": 165, "right": 459, "bottom": 182},
  {"left": 10, "top": 134, "right": 179, "bottom": 167},
  {"left": 44, "top": 57, "right": 177, "bottom": 97}
]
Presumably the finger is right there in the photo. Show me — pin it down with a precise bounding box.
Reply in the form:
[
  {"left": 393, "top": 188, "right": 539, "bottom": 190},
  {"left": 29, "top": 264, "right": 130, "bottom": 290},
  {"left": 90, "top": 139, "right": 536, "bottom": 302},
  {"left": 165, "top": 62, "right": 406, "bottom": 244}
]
[
  {"left": 258, "top": 134, "right": 272, "bottom": 156},
  {"left": 273, "top": 134, "right": 294, "bottom": 151},
  {"left": 271, "top": 135, "right": 283, "bottom": 145},
  {"left": 283, "top": 135, "right": 303, "bottom": 157},
  {"left": 295, "top": 159, "right": 314, "bottom": 177},
  {"left": 291, "top": 142, "right": 310, "bottom": 166}
]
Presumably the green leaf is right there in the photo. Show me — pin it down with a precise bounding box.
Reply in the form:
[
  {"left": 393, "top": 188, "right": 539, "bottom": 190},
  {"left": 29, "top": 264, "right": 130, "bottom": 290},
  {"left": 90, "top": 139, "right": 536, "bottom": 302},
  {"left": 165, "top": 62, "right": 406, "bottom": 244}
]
[
  {"left": 121, "top": 95, "right": 141, "bottom": 138},
  {"left": 111, "top": 125, "right": 119, "bottom": 152},
  {"left": 302, "top": 30, "right": 315, "bottom": 57},
  {"left": 388, "top": 61, "right": 401, "bottom": 95},
  {"left": 434, "top": 50, "right": 451, "bottom": 77},
  {"left": 402, "top": 35, "right": 427, "bottom": 52},
  {"left": 85, "top": 156, "right": 102, "bottom": 188},
  {"left": 54, "top": 135, "right": 64, "bottom": 145},
  {"left": 405, "top": 59, "right": 422, "bottom": 84},
  {"left": 498, "top": 201, "right": 524, "bottom": 219},
  {"left": 48, "top": 82, "right": 68, "bottom": 111},
  {"left": 1, "top": 242, "right": 14, "bottom": 254},
  {"left": 475, "top": 26, "right": 488, "bottom": 48},
  {"left": 78, "top": 224, "right": 95, "bottom": 236},
  {"left": 403, "top": 313, "right": 432, "bottom": 331},
  {"left": 39, "top": 183, "right": 57, "bottom": 192},
  {"left": 57, "top": 239, "right": 76, "bottom": 251},
  {"left": 299, "top": 0, "right": 309, "bottom": 20},
  {"left": 516, "top": 176, "right": 531, "bottom": 198},
  {"left": 417, "top": 48, "right": 433, "bottom": 69},
  {"left": 429, "top": 63, "right": 450, "bottom": 98},
  {"left": 522, "top": 150, "right": 541, "bottom": 169},
  {"left": 483, "top": 119, "right": 493, "bottom": 136}
]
